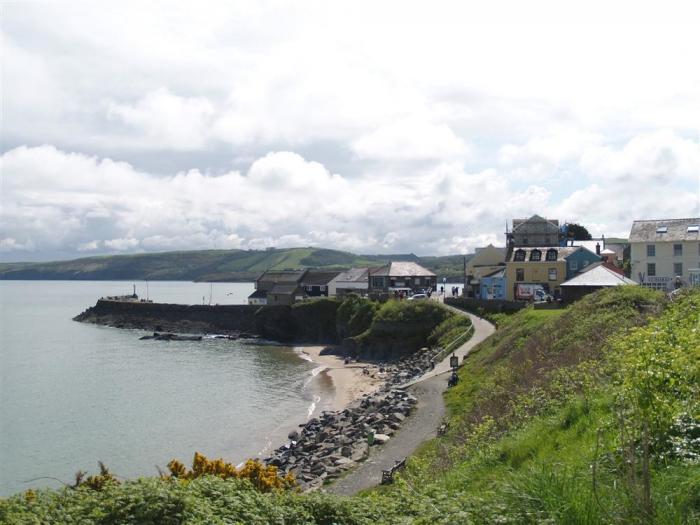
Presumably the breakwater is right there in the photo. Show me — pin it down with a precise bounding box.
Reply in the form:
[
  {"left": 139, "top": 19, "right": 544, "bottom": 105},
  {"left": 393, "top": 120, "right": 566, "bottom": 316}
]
[
  {"left": 74, "top": 299, "right": 261, "bottom": 335},
  {"left": 73, "top": 298, "right": 341, "bottom": 342}
]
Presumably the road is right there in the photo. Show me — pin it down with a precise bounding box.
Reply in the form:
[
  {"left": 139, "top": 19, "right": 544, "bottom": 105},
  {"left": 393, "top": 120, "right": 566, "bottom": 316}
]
[{"left": 327, "top": 302, "right": 495, "bottom": 496}]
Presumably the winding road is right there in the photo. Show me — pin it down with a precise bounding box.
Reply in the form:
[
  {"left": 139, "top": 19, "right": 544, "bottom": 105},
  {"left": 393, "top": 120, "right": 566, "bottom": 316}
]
[{"left": 328, "top": 305, "right": 495, "bottom": 496}]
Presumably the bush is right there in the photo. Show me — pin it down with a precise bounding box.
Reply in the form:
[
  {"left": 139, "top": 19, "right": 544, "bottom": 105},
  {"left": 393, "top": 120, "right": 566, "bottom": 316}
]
[
  {"left": 336, "top": 295, "right": 379, "bottom": 339},
  {"left": 349, "top": 300, "right": 452, "bottom": 359}
]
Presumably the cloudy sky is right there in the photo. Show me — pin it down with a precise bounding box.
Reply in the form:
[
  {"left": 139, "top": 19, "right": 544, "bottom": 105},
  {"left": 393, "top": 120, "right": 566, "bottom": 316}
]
[{"left": 1, "top": 1, "right": 699, "bottom": 262}]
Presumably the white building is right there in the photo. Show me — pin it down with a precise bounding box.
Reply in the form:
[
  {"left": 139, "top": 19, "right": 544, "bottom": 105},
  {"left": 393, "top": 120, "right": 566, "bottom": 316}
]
[
  {"left": 629, "top": 218, "right": 700, "bottom": 291},
  {"left": 328, "top": 268, "right": 369, "bottom": 297}
]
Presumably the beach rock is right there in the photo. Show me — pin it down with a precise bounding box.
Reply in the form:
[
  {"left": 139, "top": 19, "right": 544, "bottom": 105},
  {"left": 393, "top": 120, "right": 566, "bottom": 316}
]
[
  {"left": 373, "top": 433, "right": 390, "bottom": 444},
  {"left": 350, "top": 441, "right": 369, "bottom": 461},
  {"left": 335, "top": 457, "right": 354, "bottom": 467},
  {"left": 310, "top": 463, "right": 326, "bottom": 475},
  {"left": 391, "top": 412, "right": 406, "bottom": 422}
]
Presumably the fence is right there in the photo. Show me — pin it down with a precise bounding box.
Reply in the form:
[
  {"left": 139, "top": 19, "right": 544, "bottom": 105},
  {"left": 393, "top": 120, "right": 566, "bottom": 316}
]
[{"left": 432, "top": 324, "right": 474, "bottom": 364}]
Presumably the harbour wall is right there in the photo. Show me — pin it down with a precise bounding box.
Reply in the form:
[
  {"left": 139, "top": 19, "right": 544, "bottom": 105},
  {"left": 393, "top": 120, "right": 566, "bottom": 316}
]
[
  {"left": 74, "top": 299, "right": 261, "bottom": 335},
  {"left": 73, "top": 298, "right": 341, "bottom": 343}
]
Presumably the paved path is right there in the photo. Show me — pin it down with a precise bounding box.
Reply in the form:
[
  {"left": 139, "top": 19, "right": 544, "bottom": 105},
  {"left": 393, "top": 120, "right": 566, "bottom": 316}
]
[
  {"left": 328, "top": 375, "right": 446, "bottom": 496},
  {"left": 327, "top": 304, "right": 495, "bottom": 496}
]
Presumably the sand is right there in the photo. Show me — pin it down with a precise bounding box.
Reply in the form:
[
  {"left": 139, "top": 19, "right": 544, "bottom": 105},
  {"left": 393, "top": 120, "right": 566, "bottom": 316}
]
[{"left": 298, "top": 346, "right": 383, "bottom": 411}]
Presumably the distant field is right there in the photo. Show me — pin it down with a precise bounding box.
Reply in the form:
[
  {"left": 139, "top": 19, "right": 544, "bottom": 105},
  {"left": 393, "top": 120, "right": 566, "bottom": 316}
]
[{"left": 0, "top": 247, "right": 472, "bottom": 282}]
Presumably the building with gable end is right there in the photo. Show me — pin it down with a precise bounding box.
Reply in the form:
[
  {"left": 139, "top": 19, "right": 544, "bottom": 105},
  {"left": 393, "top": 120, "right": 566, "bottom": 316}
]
[
  {"left": 368, "top": 261, "right": 437, "bottom": 298},
  {"left": 463, "top": 244, "right": 506, "bottom": 297},
  {"left": 629, "top": 218, "right": 700, "bottom": 290}
]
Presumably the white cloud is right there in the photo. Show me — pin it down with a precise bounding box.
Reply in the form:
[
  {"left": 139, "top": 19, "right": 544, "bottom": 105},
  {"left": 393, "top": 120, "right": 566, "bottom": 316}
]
[
  {"left": 0, "top": 237, "right": 35, "bottom": 253},
  {"left": 2, "top": 3, "right": 700, "bottom": 260},
  {"left": 107, "top": 88, "right": 215, "bottom": 150},
  {"left": 77, "top": 240, "right": 100, "bottom": 252},
  {"left": 579, "top": 130, "right": 700, "bottom": 185},
  {"left": 352, "top": 118, "right": 470, "bottom": 161},
  {"left": 0, "top": 145, "right": 560, "bottom": 259},
  {"left": 104, "top": 238, "right": 140, "bottom": 251}
]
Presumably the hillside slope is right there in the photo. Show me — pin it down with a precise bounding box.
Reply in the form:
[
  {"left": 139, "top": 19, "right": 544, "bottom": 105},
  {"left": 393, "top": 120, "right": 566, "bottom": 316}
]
[
  {"left": 0, "top": 248, "right": 470, "bottom": 281},
  {"left": 3, "top": 288, "right": 697, "bottom": 524}
]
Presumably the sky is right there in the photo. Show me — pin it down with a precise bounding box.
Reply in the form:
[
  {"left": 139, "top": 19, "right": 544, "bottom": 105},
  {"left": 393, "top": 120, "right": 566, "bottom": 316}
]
[{"left": 1, "top": 1, "right": 699, "bottom": 262}]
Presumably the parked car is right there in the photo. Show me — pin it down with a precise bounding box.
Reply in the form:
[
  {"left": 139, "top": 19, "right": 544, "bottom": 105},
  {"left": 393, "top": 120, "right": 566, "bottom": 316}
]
[{"left": 409, "top": 293, "right": 428, "bottom": 301}]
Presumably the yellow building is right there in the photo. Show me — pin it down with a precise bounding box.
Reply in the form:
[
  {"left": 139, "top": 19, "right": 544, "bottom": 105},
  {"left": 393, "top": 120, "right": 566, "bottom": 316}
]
[
  {"left": 464, "top": 244, "right": 506, "bottom": 297},
  {"left": 505, "top": 246, "right": 581, "bottom": 301}
]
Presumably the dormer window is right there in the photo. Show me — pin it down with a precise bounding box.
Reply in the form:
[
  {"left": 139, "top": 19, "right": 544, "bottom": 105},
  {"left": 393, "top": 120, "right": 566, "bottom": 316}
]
[
  {"left": 656, "top": 226, "right": 668, "bottom": 233},
  {"left": 530, "top": 249, "right": 542, "bottom": 262},
  {"left": 546, "top": 249, "right": 557, "bottom": 261},
  {"left": 514, "top": 249, "right": 526, "bottom": 261}
]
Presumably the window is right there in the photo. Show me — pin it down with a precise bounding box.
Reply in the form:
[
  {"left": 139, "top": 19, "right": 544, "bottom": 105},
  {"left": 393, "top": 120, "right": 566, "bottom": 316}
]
[
  {"left": 687, "top": 225, "right": 699, "bottom": 233},
  {"left": 371, "top": 277, "right": 385, "bottom": 288},
  {"left": 570, "top": 260, "right": 578, "bottom": 271},
  {"left": 546, "top": 249, "right": 557, "bottom": 261},
  {"left": 647, "top": 244, "right": 656, "bottom": 257},
  {"left": 530, "top": 249, "right": 542, "bottom": 261},
  {"left": 516, "top": 268, "right": 525, "bottom": 281},
  {"left": 674, "top": 263, "right": 683, "bottom": 276},
  {"left": 656, "top": 226, "right": 668, "bottom": 233},
  {"left": 674, "top": 244, "right": 683, "bottom": 257},
  {"left": 514, "top": 249, "right": 526, "bottom": 261},
  {"left": 647, "top": 263, "right": 656, "bottom": 277},
  {"left": 548, "top": 268, "right": 557, "bottom": 281},
  {"left": 523, "top": 237, "right": 529, "bottom": 245},
  {"left": 583, "top": 260, "right": 589, "bottom": 267}
]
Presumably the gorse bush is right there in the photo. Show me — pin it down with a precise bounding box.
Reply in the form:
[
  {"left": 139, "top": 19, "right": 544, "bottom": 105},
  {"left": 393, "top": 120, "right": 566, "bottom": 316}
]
[{"left": 165, "top": 452, "right": 296, "bottom": 492}]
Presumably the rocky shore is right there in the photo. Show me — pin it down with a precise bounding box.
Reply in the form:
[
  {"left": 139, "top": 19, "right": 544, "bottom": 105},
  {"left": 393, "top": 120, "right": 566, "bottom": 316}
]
[{"left": 265, "top": 345, "right": 443, "bottom": 491}]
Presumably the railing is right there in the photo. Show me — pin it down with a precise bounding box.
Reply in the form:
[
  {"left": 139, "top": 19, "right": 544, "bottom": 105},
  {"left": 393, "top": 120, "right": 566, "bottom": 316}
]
[{"left": 432, "top": 324, "right": 474, "bottom": 364}]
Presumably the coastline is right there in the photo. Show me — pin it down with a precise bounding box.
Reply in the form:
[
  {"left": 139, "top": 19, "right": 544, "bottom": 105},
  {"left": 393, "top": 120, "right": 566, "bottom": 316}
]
[{"left": 296, "top": 345, "right": 383, "bottom": 412}]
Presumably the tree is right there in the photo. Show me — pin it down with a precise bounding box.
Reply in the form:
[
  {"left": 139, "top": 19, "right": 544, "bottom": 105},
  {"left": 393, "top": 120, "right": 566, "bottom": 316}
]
[{"left": 566, "top": 223, "right": 592, "bottom": 240}]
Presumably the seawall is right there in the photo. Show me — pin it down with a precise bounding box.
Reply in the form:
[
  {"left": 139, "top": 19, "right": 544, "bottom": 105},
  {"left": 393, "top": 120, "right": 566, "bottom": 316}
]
[{"left": 74, "top": 299, "right": 261, "bottom": 335}]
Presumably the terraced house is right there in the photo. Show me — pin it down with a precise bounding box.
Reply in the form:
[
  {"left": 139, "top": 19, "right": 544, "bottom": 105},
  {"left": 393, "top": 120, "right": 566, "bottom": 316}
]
[
  {"left": 629, "top": 218, "right": 700, "bottom": 290},
  {"left": 505, "top": 246, "right": 600, "bottom": 301}
]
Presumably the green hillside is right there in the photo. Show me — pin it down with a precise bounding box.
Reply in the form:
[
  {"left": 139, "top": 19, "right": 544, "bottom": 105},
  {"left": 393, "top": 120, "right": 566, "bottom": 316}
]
[
  {"left": 0, "top": 248, "right": 470, "bottom": 281},
  {"left": 2, "top": 287, "right": 698, "bottom": 523}
]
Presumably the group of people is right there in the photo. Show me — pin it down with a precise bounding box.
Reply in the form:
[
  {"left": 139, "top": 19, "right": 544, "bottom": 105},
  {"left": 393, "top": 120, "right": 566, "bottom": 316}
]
[{"left": 438, "top": 286, "right": 461, "bottom": 298}]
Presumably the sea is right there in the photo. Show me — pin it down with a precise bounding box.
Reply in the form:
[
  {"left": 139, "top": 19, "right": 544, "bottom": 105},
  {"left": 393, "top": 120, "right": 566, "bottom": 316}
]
[{"left": 0, "top": 281, "right": 334, "bottom": 497}]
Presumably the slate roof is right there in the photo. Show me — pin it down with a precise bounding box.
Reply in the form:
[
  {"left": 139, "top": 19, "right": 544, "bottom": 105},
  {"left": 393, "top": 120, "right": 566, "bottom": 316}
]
[
  {"left": 483, "top": 267, "right": 506, "bottom": 278},
  {"left": 256, "top": 270, "right": 306, "bottom": 283},
  {"left": 334, "top": 268, "right": 369, "bottom": 282},
  {"left": 629, "top": 218, "right": 700, "bottom": 242},
  {"left": 561, "top": 263, "right": 638, "bottom": 287},
  {"left": 567, "top": 239, "right": 602, "bottom": 253},
  {"left": 369, "top": 261, "right": 436, "bottom": 277},
  {"left": 508, "top": 246, "right": 581, "bottom": 262},
  {"left": 269, "top": 283, "right": 303, "bottom": 295},
  {"left": 512, "top": 214, "right": 559, "bottom": 231},
  {"left": 302, "top": 270, "right": 340, "bottom": 286},
  {"left": 248, "top": 289, "right": 267, "bottom": 299}
]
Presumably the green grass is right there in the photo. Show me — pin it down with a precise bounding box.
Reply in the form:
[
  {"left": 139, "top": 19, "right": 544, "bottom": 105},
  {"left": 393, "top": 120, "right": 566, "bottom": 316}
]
[{"left": 4, "top": 287, "right": 698, "bottom": 524}]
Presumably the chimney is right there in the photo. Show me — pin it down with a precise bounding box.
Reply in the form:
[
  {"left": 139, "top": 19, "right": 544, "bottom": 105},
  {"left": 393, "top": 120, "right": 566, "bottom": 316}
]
[{"left": 596, "top": 242, "right": 601, "bottom": 255}]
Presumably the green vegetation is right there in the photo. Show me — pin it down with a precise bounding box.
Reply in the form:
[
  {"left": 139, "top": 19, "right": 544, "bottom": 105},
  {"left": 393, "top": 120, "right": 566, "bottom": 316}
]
[
  {"left": 4, "top": 287, "right": 697, "bottom": 523},
  {"left": 345, "top": 299, "right": 465, "bottom": 359},
  {"left": 0, "top": 248, "right": 471, "bottom": 282}
]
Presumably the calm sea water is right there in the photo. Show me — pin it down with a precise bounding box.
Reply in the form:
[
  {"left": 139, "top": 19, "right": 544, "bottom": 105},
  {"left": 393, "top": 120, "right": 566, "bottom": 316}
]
[{"left": 0, "top": 281, "right": 333, "bottom": 496}]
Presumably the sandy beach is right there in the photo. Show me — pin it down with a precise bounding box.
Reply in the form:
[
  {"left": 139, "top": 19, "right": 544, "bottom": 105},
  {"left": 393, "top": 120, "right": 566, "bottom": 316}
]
[{"left": 298, "top": 346, "right": 383, "bottom": 411}]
